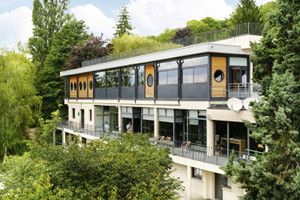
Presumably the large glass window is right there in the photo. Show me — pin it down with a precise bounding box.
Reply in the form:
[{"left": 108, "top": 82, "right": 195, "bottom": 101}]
[
  {"left": 182, "top": 56, "right": 208, "bottom": 84},
  {"left": 121, "top": 67, "right": 135, "bottom": 87},
  {"left": 95, "top": 71, "right": 106, "bottom": 88},
  {"left": 106, "top": 70, "right": 119, "bottom": 88},
  {"left": 138, "top": 65, "right": 145, "bottom": 86},
  {"left": 187, "top": 110, "right": 206, "bottom": 145},
  {"left": 158, "top": 61, "right": 178, "bottom": 85}
]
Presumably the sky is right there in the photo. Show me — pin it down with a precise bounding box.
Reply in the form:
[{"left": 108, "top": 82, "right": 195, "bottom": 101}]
[{"left": 0, "top": 0, "right": 272, "bottom": 48}]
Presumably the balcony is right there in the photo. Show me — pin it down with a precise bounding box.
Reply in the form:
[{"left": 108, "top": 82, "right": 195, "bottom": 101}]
[{"left": 58, "top": 120, "right": 119, "bottom": 138}]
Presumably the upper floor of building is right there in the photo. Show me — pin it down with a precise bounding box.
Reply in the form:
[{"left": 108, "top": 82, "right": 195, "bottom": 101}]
[{"left": 60, "top": 33, "right": 261, "bottom": 103}]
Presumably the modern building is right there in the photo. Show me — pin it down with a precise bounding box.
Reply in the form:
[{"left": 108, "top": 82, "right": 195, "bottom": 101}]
[{"left": 57, "top": 25, "right": 264, "bottom": 200}]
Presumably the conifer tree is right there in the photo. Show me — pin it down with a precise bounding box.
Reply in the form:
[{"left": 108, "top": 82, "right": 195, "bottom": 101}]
[
  {"left": 114, "top": 6, "right": 133, "bottom": 37},
  {"left": 225, "top": 1, "right": 300, "bottom": 199},
  {"left": 228, "top": 0, "right": 261, "bottom": 26}
]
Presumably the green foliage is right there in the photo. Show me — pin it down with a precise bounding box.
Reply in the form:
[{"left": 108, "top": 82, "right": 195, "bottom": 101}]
[
  {"left": 66, "top": 35, "right": 112, "bottom": 70},
  {"left": 225, "top": 0, "right": 300, "bottom": 199},
  {"left": 114, "top": 6, "right": 133, "bottom": 37},
  {"left": 228, "top": 0, "right": 261, "bottom": 27},
  {"left": 0, "top": 153, "right": 72, "bottom": 199},
  {"left": 0, "top": 134, "right": 182, "bottom": 199},
  {"left": 0, "top": 51, "right": 41, "bottom": 162},
  {"left": 111, "top": 34, "right": 181, "bottom": 57},
  {"left": 155, "top": 29, "right": 176, "bottom": 43},
  {"left": 38, "top": 19, "right": 89, "bottom": 117},
  {"left": 259, "top": 1, "right": 277, "bottom": 24},
  {"left": 34, "top": 110, "right": 62, "bottom": 144},
  {"left": 187, "top": 17, "right": 223, "bottom": 36}
]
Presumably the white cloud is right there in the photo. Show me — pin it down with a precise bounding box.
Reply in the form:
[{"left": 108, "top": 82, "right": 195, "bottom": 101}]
[
  {"left": 127, "top": 0, "right": 233, "bottom": 36},
  {"left": 70, "top": 4, "right": 115, "bottom": 39},
  {"left": 0, "top": 6, "right": 32, "bottom": 48}
]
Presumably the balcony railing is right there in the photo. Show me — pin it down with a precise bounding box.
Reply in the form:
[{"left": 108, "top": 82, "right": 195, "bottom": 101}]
[
  {"left": 211, "top": 82, "right": 261, "bottom": 100},
  {"left": 58, "top": 122, "right": 261, "bottom": 166},
  {"left": 82, "top": 23, "right": 262, "bottom": 67},
  {"left": 59, "top": 120, "right": 119, "bottom": 138}
]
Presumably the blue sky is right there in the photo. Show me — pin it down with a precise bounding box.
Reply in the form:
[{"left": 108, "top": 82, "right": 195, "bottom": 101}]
[{"left": 0, "top": 0, "right": 271, "bottom": 48}]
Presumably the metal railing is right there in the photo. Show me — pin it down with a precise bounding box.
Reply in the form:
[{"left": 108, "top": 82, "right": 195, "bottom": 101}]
[
  {"left": 58, "top": 123, "right": 261, "bottom": 166},
  {"left": 211, "top": 83, "right": 261, "bottom": 100},
  {"left": 151, "top": 140, "right": 259, "bottom": 166},
  {"left": 82, "top": 23, "right": 262, "bottom": 67},
  {"left": 59, "top": 120, "right": 119, "bottom": 138}
]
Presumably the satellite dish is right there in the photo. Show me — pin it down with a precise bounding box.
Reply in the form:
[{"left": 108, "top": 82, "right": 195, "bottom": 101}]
[
  {"left": 243, "top": 98, "right": 257, "bottom": 111},
  {"left": 227, "top": 98, "right": 243, "bottom": 112}
]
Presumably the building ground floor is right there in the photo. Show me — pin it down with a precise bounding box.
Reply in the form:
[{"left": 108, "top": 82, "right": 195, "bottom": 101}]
[{"left": 55, "top": 102, "right": 264, "bottom": 200}]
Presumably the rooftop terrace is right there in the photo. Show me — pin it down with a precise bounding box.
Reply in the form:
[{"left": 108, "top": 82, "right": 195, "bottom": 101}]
[{"left": 82, "top": 22, "right": 262, "bottom": 67}]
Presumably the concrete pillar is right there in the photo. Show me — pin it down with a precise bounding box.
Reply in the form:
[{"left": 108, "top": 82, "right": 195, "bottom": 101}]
[
  {"left": 186, "top": 166, "right": 192, "bottom": 200},
  {"left": 118, "top": 105, "right": 123, "bottom": 133},
  {"left": 154, "top": 107, "right": 159, "bottom": 138},
  {"left": 203, "top": 171, "right": 215, "bottom": 199},
  {"left": 62, "top": 130, "right": 66, "bottom": 145},
  {"left": 206, "top": 119, "right": 215, "bottom": 156},
  {"left": 53, "top": 130, "right": 56, "bottom": 145}
]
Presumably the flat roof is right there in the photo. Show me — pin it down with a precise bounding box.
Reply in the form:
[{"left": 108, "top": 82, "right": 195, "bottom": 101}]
[{"left": 60, "top": 42, "right": 247, "bottom": 77}]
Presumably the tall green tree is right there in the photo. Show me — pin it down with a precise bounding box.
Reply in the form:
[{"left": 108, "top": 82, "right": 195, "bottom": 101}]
[
  {"left": 225, "top": 0, "right": 300, "bottom": 199},
  {"left": 28, "top": 0, "right": 69, "bottom": 71},
  {"left": 114, "top": 6, "right": 133, "bottom": 37},
  {"left": 39, "top": 19, "right": 89, "bottom": 117},
  {"left": 0, "top": 51, "right": 41, "bottom": 162},
  {"left": 187, "top": 17, "right": 223, "bottom": 36},
  {"left": 28, "top": 0, "right": 89, "bottom": 118},
  {"left": 228, "top": 0, "right": 261, "bottom": 26}
]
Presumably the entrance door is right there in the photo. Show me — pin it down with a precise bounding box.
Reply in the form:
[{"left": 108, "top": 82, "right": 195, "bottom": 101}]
[
  {"left": 211, "top": 57, "right": 227, "bottom": 98},
  {"left": 81, "top": 109, "right": 85, "bottom": 129}
]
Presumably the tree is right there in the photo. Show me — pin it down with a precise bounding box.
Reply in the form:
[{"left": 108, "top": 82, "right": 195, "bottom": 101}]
[
  {"left": 65, "top": 35, "right": 112, "bottom": 70},
  {"left": 0, "top": 51, "right": 41, "bottom": 162},
  {"left": 1, "top": 134, "right": 182, "bottom": 199},
  {"left": 0, "top": 154, "right": 72, "bottom": 199},
  {"left": 259, "top": 1, "right": 277, "bottom": 24},
  {"left": 114, "top": 6, "right": 133, "bottom": 37},
  {"left": 155, "top": 29, "right": 176, "bottom": 43},
  {"left": 224, "top": 0, "right": 300, "bottom": 199},
  {"left": 38, "top": 19, "right": 89, "bottom": 117},
  {"left": 228, "top": 0, "right": 261, "bottom": 26},
  {"left": 28, "top": 0, "right": 70, "bottom": 72},
  {"left": 172, "top": 27, "right": 193, "bottom": 45},
  {"left": 187, "top": 17, "right": 223, "bottom": 36},
  {"left": 111, "top": 34, "right": 180, "bottom": 57}
]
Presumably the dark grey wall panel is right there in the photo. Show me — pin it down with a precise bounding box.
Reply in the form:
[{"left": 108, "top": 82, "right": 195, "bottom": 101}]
[
  {"left": 137, "top": 86, "right": 145, "bottom": 99},
  {"left": 107, "top": 88, "right": 118, "bottom": 99},
  {"left": 95, "top": 88, "right": 106, "bottom": 99},
  {"left": 182, "top": 83, "right": 209, "bottom": 99},
  {"left": 157, "top": 85, "right": 178, "bottom": 99},
  {"left": 121, "top": 87, "right": 135, "bottom": 99}
]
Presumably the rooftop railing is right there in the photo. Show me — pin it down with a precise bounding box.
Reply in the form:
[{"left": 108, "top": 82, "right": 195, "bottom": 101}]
[{"left": 82, "top": 23, "right": 262, "bottom": 67}]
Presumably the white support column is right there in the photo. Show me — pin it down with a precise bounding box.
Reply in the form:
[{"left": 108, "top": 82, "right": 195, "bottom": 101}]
[
  {"left": 203, "top": 171, "right": 215, "bottom": 199},
  {"left": 206, "top": 119, "right": 215, "bottom": 156},
  {"left": 62, "top": 130, "right": 66, "bottom": 145},
  {"left": 118, "top": 105, "right": 123, "bottom": 133},
  {"left": 154, "top": 107, "right": 159, "bottom": 139},
  {"left": 186, "top": 166, "right": 192, "bottom": 200}
]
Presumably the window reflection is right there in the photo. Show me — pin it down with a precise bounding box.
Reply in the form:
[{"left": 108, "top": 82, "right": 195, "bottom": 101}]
[{"left": 182, "top": 56, "right": 208, "bottom": 84}]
